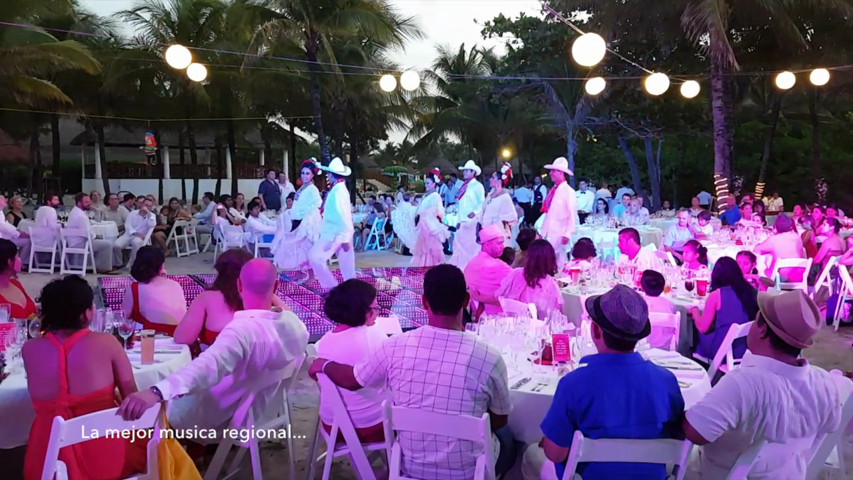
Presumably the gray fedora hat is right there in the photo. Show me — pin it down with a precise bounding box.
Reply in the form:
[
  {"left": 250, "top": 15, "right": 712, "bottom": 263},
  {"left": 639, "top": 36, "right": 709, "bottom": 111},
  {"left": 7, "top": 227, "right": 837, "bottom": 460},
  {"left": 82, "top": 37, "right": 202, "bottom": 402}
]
[{"left": 584, "top": 284, "right": 651, "bottom": 342}]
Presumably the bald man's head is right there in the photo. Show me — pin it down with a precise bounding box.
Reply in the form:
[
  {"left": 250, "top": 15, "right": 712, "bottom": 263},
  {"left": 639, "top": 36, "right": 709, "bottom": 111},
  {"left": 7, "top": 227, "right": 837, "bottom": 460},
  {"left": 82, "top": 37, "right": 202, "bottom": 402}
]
[{"left": 238, "top": 259, "right": 278, "bottom": 307}]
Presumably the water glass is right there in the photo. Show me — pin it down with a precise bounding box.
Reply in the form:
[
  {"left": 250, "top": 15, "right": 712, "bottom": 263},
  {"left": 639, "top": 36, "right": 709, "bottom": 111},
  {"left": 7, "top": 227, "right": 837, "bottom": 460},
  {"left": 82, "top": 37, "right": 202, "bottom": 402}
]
[
  {"left": 0, "top": 304, "right": 10, "bottom": 323},
  {"left": 28, "top": 319, "right": 42, "bottom": 339}
]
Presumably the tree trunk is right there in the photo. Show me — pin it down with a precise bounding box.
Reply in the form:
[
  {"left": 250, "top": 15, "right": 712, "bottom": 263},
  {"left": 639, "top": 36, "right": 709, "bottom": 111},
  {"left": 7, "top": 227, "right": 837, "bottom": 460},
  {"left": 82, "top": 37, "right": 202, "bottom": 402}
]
[
  {"left": 179, "top": 131, "right": 186, "bottom": 200},
  {"left": 306, "top": 33, "right": 330, "bottom": 163},
  {"left": 756, "top": 93, "right": 783, "bottom": 200},
  {"left": 349, "top": 139, "right": 359, "bottom": 204},
  {"left": 809, "top": 88, "right": 821, "bottom": 179},
  {"left": 227, "top": 120, "right": 239, "bottom": 198},
  {"left": 674, "top": 141, "right": 686, "bottom": 208},
  {"left": 565, "top": 122, "right": 577, "bottom": 189},
  {"left": 186, "top": 121, "right": 200, "bottom": 205},
  {"left": 95, "top": 125, "right": 109, "bottom": 197},
  {"left": 333, "top": 99, "right": 345, "bottom": 160},
  {"left": 155, "top": 130, "right": 164, "bottom": 203},
  {"left": 29, "top": 128, "right": 40, "bottom": 196},
  {"left": 214, "top": 135, "right": 223, "bottom": 199},
  {"left": 710, "top": 46, "right": 732, "bottom": 208},
  {"left": 50, "top": 114, "right": 61, "bottom": 177},
  {"left": 289, "top": 122, "right": 297, "bottom": 181},
  {"left": 617, "top": 137, "right": 645, "bottom": 200},
  {"left": 644, "top": 137, "right": 661, "bottom": 211}
]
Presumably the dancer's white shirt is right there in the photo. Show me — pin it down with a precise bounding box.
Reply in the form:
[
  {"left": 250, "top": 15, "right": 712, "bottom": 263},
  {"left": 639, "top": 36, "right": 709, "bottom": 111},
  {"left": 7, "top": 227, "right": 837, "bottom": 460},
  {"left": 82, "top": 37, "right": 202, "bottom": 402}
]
[
  {"left": 416, "top": 191, "right": 445, "bottom": 218},
  {"left": 456, "top": 179, "right": 485, "bottom": 224},
  {"left": 290, "top": 184, "right": 322, "bottom": 221},
  {"left": 539, "top": 181, "right": 577, "bottom": 242},
  {"left": 321, "top": 181, "right": 354, "bottom": 243}
]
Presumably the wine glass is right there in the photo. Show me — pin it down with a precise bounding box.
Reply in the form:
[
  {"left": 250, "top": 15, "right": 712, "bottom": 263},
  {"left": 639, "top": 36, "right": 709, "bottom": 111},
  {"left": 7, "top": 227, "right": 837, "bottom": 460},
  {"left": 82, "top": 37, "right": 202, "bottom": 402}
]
[
  {"left": 116, "top": 312, "right": 134, "bottom": 349},
  {"left": 101, "top": 309, "right": 115, "bottom": 334},
  {"left": 28, "top": 319, "right": 42, "bottom": 339},
  {"left": 684, "top": 278, "right": 695, "bottom": 296}
]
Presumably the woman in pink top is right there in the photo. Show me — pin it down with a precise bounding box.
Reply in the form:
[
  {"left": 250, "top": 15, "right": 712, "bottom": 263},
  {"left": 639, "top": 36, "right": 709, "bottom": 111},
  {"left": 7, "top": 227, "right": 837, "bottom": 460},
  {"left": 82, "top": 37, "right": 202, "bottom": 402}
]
[{"left": 497, "top": 239, "right": 563, "bottom": 319}]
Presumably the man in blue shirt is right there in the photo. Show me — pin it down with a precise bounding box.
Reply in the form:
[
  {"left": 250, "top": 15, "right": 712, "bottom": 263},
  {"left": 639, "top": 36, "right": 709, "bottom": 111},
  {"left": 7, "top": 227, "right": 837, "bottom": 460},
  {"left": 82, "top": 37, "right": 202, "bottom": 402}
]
[
  {"left": 523, "top": 285, "right": 685, "bottom": 480},
  {"left": 258, "top": 168, "right": 281, "bottom": 211},
  {"left": 719, "top": 195, "right": 742, "bottom": 226}
]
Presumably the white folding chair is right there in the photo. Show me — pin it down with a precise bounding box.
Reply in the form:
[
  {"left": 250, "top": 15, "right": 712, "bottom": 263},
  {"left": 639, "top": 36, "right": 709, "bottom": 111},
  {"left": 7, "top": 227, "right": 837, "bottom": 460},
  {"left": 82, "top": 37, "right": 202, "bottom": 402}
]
[
  {"left": 771, "top": 258, "right": 813, "bottom": 292},
  {"left": 253, "top": 233, "right": 275, "bottom": 259},
  {"left": 812, "top": 255, "right": 839, "bottom": 300},
  {"left": 705, "top": 321, "right": 754, "bottom": 379},
  {"left": 805, "top": 373, "right": 853, "bottom": 480},
  {"left": 28, "top": 226, "right": 59, "bottom": 274},
  {"left": 166, "top": 219, "right": 197, "bottom": 257},
  {"left": 655, "top": 250, "right": 678, "bottom": 267},
  {"left": 560, "top": 430, "right": 693, "bottom": 480},
  {"left": 498, "top": 296, "right": 537, "bottom": 319},
  {"left": 375, "top": 315, "right": 404, "bottom": 335},
  {"left": 213, "top": 224, "right": 247, "bottom": 261},
  {"left": 383, "top": 400, "right": 493, "bottom": 480},
  {"left": 364, "top": 218, "right": 387, "bottom": 251},
  {"left": 41, "top": 404, "right": 162, "bottom": 480},
  {"left": 204, "top": 356, "right": 304, "bottom": 480},
  {"left": 58, "top": 227, "right": 96, "bottom": 276},
  {"left": 649, "top": 311, "right": 681, "bottom": 351},
  {"left": 724, "top": 440, "right": 769, "bottom": 480},
  {"left": 306, "top": 375, "right": 388, "bottom": 480},
  {"left": 831, "top": 266, "right": 853, "bottom": 331}
]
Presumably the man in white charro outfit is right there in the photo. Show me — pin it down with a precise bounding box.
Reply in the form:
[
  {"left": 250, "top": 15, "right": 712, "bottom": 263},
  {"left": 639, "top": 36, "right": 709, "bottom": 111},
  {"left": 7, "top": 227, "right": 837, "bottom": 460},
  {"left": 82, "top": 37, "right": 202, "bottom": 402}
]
[
  {"left": 448, "top": 160, "right": 485, "bottom": 269},
  {"left": 309, "top": 157, "right": 356, "bottom": 289},
  {"left": 539, "top": 157, "right": 577, "bottom": 269}
]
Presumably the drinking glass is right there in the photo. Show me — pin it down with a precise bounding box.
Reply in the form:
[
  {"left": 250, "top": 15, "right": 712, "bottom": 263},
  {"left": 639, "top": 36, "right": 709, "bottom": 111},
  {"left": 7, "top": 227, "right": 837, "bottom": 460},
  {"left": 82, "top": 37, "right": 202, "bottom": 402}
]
[
  {"left": 28, "top": 319, "right": 42, "bottom": 339},
  {"left": 0, "top": 303, "right": 10, "bottom": 323},
  {"left": 116, "top": 312, "right": 134, "bottom": 349}
]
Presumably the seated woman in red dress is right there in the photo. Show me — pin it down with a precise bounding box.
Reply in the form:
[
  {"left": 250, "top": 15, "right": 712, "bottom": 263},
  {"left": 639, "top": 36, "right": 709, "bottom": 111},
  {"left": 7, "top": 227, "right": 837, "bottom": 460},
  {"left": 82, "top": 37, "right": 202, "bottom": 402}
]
[
  {"left": 0, "top": 239, "right": 37, "bottom": 319},
  {"left": 121, "top": 246, "right": 187, "bottom": 336},
  {"left": 23, "top": 276, "right": 146, "bottom": 480}
]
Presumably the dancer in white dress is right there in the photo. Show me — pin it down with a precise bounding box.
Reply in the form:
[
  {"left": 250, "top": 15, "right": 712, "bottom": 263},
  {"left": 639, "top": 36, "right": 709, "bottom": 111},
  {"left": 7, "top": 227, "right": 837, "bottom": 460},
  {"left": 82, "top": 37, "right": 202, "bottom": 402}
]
[
  {"left": 481, "top": 167, "right": 518, "bottom": 246},
  {"left": 539, "top": 157, "right": 578, "bottom": 269},
  {"left": 412, "top": 169, "right": 449, "bottom": 267},
  {"left": 272, "top": 159, "right": 323, "bottom": 270},
  {"left": 448, "top": 160, "right": 485, "bottom": 269},
  {"left": 308, "top": 157, "right": 356, "bottom": 289}
]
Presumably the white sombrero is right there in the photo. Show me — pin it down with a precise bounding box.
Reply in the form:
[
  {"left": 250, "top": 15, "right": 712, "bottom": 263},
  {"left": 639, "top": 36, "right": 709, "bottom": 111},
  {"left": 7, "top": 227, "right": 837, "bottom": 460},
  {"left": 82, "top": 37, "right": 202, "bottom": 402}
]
[
  {"left": 544, "top": 157, "right": 573, "bottom": 176},
  {"left": 459, "top": 160, "right": 482, "bottom": 176},
  {"left": 320, "top": 157, "right": 352, "bottom": 177}
]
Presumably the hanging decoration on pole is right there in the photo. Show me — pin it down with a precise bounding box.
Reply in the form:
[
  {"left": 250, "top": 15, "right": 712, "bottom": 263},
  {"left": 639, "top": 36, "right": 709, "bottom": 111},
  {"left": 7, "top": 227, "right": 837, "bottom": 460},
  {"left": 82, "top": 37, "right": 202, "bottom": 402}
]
[{"left": 144, "top": 131, "right": 158, "bottom": 166}]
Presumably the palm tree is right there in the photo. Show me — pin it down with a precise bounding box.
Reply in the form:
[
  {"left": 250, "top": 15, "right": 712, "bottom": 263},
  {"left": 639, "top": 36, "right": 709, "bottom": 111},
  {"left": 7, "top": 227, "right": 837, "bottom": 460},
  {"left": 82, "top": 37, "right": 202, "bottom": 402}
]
[{"left": 255, "top": 0, "right": 420, "bottom": 164}]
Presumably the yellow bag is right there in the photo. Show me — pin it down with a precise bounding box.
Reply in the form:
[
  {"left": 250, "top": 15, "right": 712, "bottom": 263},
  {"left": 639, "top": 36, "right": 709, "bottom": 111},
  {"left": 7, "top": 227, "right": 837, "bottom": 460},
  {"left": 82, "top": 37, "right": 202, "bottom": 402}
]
[{"left": 157, "top": 408, "right": 202, "bottom": 480}]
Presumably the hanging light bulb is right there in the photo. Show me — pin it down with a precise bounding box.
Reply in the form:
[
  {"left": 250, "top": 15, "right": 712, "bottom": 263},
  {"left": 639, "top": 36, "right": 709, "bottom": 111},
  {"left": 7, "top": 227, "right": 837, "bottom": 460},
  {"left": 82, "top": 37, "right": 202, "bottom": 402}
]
[
  {"left": 399, "top": 70, "right": 420, "bottom": 91},
  {"left": 164, "top": 44, "right": 192, "bottom": 70},
  {"left": 379, "top": 74, "right": 397, "bottom": 92},
  {"left": 644, "top": 72, "right": 670, "bottom": 96},
  {"left": 775, "top": 71, "right": 796, "bottom": 90},
  {"left": 584, "top": 77, "right": 606, "bottom": 96},
  {"left": 809, "top": 68, "right": 830, "bottom": 86},
  {"left": 186, "top": 63, "right": 207, "bottom": 82},
  {"left": 680, "top": 80, "right": 701, "bottom": 99},
  {"left": 571, "top": 33, "right": 607, "bottom": 67}
]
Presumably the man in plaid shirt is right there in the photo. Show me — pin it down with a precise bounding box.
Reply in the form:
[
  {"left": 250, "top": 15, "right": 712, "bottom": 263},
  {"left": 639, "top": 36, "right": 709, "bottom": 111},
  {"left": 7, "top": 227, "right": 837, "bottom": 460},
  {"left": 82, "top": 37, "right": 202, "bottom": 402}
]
[{"left": 309, "top": 264, "right": 516, "bottom": 479}]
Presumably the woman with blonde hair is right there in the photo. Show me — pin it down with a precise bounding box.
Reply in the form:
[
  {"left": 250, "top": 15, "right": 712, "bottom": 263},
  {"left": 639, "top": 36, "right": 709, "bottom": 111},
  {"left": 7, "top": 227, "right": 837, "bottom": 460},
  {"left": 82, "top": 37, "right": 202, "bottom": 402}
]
[{"left": 5, "top": 195, "right": 27, "bottom": 227}]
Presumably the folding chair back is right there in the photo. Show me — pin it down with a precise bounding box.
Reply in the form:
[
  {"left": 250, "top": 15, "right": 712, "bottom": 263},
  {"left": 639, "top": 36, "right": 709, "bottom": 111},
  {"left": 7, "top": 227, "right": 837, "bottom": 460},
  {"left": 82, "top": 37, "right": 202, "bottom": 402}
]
[
  {"left": 771, "top": 258, "right": 813, "bottom": 292},
  {"left": 364, "top": 218, "right": 387, "bottom": 251},
  {"left": 28, "top": 226, "right": 58, "bottom": 273},
  {"left": 59, "top": 227, "right": 95, "bottom": 276},
  {"left": 649, "top": 311, "right": 681, "bottom": 351},
  {"left": 707, "top": 321, "right": 754, "bottom": 379},
  {"left": 812, "top": 255, "right": 839, "bottom": 300},
  {"left": 831, "top": 266, "right": 853, "bottom": 331},
  {"left": 561, "top": 430, "right": 693, "bottom": 480},
  {"left": 724, "top": 440, "right": 769, "bottom": 480}
]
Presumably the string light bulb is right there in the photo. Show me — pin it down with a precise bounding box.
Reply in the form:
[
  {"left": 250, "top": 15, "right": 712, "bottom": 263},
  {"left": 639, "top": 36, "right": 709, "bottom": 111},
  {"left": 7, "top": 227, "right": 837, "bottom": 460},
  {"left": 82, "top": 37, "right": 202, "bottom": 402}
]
[
  {"left": 680, "top": 80, "right": 701, "bottom": 99},
  {"left": 571, "top": 33, "right": 607, "bottom": 67},
  {"left": 644, "top": 73, "right": 670, "bottom": 96},
  {"left": 379, "top": 74, "right": 397, "bottom": 92},
  {"left": 775, "top": 71, "right": 796, "bottom": 90},
  {"left": 584, "top": 77, "right": 606, "bottom": 96},
  {"left": 186, "top": 63, "right": 207, "bottom": 82},
  {"left": 809, "top": 68, "right": 830, "bottom": 86},
  {"left": 164, "top": 44, "right": 192, "bottom": 70}
]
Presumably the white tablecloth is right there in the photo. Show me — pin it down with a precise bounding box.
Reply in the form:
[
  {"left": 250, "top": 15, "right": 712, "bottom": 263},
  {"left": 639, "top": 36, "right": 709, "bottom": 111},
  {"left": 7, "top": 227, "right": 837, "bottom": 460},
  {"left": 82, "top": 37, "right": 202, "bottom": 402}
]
[
  {"left": 0, "top": 338, "right": 190, "bottom": 449},
  {"left": 506, "top": 348, "right": 711, "bottom": 443},
  {"left": 17, "top": 219, "right": 34, "bottom": 234},
  {"left": 90, "top": 221, "right": 119, "bottom": 239},
  {"left": 571, "top": 226, "right": 663, "bottom": 249}
]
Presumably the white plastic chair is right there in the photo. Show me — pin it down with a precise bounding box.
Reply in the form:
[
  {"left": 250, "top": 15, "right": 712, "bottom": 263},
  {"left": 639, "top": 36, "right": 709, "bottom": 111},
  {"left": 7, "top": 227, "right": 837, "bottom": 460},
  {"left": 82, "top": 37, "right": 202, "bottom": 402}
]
[
  {"left": 382, "top": 400, "right": 493, "bottom": 480},
  {"left": 811, "top": 255, "right": 839, "bottom": 300},
  {"left": 28, "top": 226, "right": 59, "bottom": 274},
  {"left": 705, "top": 321, "right": 754, "bottom": 379},
  {"left": 831, "top": 266, "right": 853, "bottom": 331},
  {"left": 771, "top": 258, "right": 813, "bottom": 292},
  {"left": 306, "top": 375, "right": 388, "bottom": 480},
  {"left": 649, "top": 311, "right": 681, "bottom": 351},
  {"left": 724, "top": 440, "right": 769, "bottom": 480},
  {"left": 58, "top": 227, "right": 96, "bottom": 276},
  {"left": 498, "top": 297, "right": 537, "bottom": 319},
  {"left": 253, "top": 233, "right": 275, "bottom": 259},
  {"left": 655, "top": 250, "right": 678, "bottom": 267},
  {"left": 204, "top": 355, "right": 305, "bottom": 480},
  {"left": 41, "top": 404, "right": 162, "bottom": 480},
  {"left": 560, "top": 430, "right": 693, "bottom": 480},
  {"left": 375, "top": 316, "right": 404, "bottom": 335},
  {"left": 212, "top": 223, "right": 247, "bottom": 261},
  {"left": 805, "top": 372, "right": 853, "bottom": 480},
  {"left": 364, "top": 218, "right": 388, "bottom": 251}
]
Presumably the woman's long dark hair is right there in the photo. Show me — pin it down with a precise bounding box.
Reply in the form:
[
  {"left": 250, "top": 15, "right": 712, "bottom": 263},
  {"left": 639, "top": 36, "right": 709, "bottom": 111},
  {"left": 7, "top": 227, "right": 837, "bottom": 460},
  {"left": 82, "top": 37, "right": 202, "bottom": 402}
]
[
  {"left": 710, "top": 257, "right": 758, "bottom": 320},
  {"left": 683, "top": 239, "right": 708, "bottom": 266},
  {"left": 210, "top": 249, "right": 254, "bottom": 311},
  {"left": 523, "top": 239, "right": 558, "bottom": 288}
]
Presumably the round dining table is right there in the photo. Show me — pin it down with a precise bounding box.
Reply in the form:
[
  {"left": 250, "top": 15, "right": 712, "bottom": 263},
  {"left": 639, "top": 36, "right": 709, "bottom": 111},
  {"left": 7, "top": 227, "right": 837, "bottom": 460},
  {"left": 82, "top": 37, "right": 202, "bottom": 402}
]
[
  {"left": 0, "top": 337, "right": 191, "bottom": 449},
  {"left": 506, "top": 348, "right": 712, "bottom": 444}
]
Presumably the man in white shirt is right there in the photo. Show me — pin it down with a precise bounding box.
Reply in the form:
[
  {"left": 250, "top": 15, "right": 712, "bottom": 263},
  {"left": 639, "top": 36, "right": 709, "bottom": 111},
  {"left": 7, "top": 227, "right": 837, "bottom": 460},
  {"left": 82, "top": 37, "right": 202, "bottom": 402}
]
[
  {"left": 683, "top": 290, "right": 847, "bottom": 479},
  {"left": 100, "top": 193, "right": 129, "bottom": 234},
  {"left": 309, "top": 264, "right": 515, "bottom": 480},
  {"left": 623, "top": 197, "right": 650, "bottom": 226},
  {"left": 0, "top": 195, "right": 30, "bottom": 264},
  {"left": 765, "top": 192, "right": 784, "bottom": 213},
  {"left": 664, "top": 209, "right": 695, "bottom": 260},
  {"left": 617, "top": 228, "right": 660, "bottom": 271},
  {"left": 449, "top": 160, "right": 485, "bottom": 270},
  {"left": 615, "top": 181, "right": 634, "bottom": 203},
  {"left": 66, "top": 193, "right": 122, "bottom": 273},
  {"left": 119, "top": 259, "right": 309, "bottom": 435},
  {"left": 34, "top": 192, "right": 61, "bottom": 231},
  {"left": 575, "top": 179, "right": 595, "bottom": 224},
  {"left": 754, "top": 214, "right": 805, "bottom": 279},
  {"left": 278, "top": 171, "right": 296, "bottom": 207},
  {"left": 696, "top": 190, "right": 714, "bottom": 208},
  {"left": 539, "top": 157, "right": 577, "bottom": 269},
  {"left": 115, "top": 198, "right": 156, "bottom": 266},
  {"left": 244, "top": 199, "right": 277, "bottom": 252},
  {"left": 309, "top": 157, "right": 356, "bottom": 289}
]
